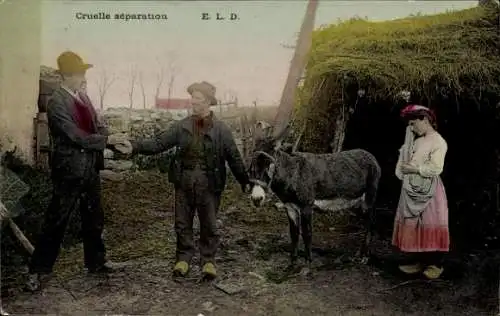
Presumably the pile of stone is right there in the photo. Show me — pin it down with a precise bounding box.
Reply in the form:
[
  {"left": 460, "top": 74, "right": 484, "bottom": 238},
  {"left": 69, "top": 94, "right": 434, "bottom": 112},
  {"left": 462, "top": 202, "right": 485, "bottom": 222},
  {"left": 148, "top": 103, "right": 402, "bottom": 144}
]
[
  {"left": 40, "top": 65, "right": 60, "bottom": 82},
  {"left": 39, "top": 66, "right": 61, "bottom": 112},
  {"left": 99, "top": 108, "right": 177, "bottom": 181}
]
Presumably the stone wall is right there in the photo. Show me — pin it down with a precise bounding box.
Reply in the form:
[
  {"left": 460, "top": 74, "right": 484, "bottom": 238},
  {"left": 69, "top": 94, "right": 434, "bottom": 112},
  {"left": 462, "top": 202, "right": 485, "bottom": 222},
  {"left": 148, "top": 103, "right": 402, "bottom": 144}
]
[
  {"left": 99, "top": 108, "right": 247, "bottom": 180},
  {"left": 37, "top": 65, "right": 254, "bottom": 179}
]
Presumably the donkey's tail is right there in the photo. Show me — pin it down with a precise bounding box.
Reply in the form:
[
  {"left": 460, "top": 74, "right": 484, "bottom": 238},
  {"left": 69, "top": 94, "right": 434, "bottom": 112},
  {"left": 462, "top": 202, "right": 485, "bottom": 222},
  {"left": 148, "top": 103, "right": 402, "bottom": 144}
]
[{"left": 364, "top": 154, "right": 381, "bottom": 209}]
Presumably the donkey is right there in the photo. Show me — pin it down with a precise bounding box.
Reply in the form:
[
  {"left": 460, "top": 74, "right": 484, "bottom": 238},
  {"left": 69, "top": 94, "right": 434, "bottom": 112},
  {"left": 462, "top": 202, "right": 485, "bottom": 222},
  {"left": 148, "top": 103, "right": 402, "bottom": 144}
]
[{"left": 248, "top": 133, "right": 381, "bottom": 271}]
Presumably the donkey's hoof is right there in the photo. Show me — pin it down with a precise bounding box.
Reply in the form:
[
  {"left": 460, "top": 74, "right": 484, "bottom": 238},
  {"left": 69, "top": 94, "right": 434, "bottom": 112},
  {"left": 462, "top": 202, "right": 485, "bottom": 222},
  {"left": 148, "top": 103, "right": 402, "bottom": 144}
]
[
  {"left": 353, "top": 256, "right": 369, "bottom": 265},
  {"left": 300, "top": 266, "right": 313, "bottom": 278}
]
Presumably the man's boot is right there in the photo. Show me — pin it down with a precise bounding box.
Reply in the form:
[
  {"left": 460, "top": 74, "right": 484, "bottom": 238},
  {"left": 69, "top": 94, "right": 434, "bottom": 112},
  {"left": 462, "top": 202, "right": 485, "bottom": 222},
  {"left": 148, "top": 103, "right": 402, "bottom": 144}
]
[
  {"left": 87, "top": 261, "right": 121, "bottom": 274},
  {"left": 25, "top": 272, "right": 52, "bottom": 292},
  {"left": 25, "top": 273, "right": 41, "bottom": 292}
]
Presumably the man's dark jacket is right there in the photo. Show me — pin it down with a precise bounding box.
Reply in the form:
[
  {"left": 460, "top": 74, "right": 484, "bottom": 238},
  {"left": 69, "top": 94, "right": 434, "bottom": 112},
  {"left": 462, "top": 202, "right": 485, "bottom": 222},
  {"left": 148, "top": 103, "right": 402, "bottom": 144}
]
[
  {"left": 47, "top": 87, "right": 109, "bottom": 179},
  {"left": 130, "top": 114, "right": 249, "bottom": 193}
]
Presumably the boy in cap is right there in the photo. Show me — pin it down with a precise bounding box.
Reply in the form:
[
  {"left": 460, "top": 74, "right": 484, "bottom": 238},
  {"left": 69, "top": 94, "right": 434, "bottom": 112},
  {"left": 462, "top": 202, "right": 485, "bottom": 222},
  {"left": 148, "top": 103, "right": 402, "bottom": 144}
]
[{"left": 115, "top": 81, "right": 250, "bottom": 280}]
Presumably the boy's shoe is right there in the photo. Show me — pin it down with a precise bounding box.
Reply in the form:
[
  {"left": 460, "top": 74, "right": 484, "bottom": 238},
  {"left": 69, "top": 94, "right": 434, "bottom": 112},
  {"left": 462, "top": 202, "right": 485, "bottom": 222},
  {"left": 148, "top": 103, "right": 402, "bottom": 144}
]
[
  {"left": 173, "top": 261, "right": 189, "bottom": 277},
  {"left": 202, "top": 262, "right": 217, "bottom": 280}
]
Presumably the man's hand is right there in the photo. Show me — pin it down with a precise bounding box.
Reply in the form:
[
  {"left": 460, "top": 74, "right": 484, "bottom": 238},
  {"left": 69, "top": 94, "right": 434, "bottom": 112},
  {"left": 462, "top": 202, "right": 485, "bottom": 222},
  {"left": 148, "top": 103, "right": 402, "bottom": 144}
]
[
  {"left": 107, "top": 133, "right": 128, "bottom": 146},
  {"left": 400, "top": 163, "right": 419, "bottom": 174},
  {"left": 107, "top": 133, "right": 133, "bottom": 154},
  {"left": 114, "top": 140, "right": 133, "bottom": 154}
]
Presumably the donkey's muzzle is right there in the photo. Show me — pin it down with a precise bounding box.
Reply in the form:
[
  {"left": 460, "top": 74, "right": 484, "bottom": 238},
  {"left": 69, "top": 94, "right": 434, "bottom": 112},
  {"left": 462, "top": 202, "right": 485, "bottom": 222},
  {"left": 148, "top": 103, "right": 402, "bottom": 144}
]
[
  {"left": 252, "top": 196, "right": 264, "bottom": 207},
  {"left": 250, "top": 185, "right": 266, "bottom": 207}
]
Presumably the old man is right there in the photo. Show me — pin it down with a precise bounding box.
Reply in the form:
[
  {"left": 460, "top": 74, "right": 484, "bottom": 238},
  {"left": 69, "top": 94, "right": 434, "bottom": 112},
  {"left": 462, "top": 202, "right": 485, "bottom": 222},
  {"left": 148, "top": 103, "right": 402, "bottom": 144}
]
[
  {"left": 114, "top": 81, "right": 250, "bottom": 280},
  {"left": 26, "top": 51, "right": 126, "bottom": 291}
]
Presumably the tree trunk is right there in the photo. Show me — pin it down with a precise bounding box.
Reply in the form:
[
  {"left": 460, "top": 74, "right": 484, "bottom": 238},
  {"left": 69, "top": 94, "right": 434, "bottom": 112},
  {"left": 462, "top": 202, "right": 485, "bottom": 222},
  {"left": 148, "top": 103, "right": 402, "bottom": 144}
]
[
  {"left": 330, "top": 104, "right": 349, "bottom": 153},
  {"left": 272, "top": 0, "right": 319, "bottom": 138}
]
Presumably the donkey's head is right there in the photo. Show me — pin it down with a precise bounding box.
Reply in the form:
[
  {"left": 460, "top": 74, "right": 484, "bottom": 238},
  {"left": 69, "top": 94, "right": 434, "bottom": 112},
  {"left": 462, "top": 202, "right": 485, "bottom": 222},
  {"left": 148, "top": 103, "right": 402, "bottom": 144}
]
[{"left": 248, "top": 122, "right": 289, "bottom": 207}]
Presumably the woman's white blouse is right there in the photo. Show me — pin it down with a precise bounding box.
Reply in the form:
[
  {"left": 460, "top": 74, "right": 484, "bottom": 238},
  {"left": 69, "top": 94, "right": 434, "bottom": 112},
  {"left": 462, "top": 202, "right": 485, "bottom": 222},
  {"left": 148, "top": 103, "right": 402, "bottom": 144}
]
[{"left": 395, "top": 131, "right": 448, "bottom": 180}]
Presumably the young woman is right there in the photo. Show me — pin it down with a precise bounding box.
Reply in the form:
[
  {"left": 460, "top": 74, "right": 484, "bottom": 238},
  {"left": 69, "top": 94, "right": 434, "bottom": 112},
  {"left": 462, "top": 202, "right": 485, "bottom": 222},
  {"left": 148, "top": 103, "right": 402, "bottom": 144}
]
[{"left": 392, "top": 104, "right": 449, "bottom": 279}]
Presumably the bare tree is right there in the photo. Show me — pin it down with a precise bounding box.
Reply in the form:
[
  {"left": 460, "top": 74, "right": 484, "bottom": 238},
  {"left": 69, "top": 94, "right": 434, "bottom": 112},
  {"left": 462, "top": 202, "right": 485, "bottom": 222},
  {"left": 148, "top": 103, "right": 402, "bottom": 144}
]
[
  {"left": 96, "top": 69, "right": 116, "bottom": 109},
  {"left": 221, "top": 89, "right": 238, "bottom": 106},
  {"left": 154, "top": 58, "right": 166, "bottom": 104},
  {"left": 166, "top": 69, "right": 176, "bottom": 100},
  {"left": 138, "top": 71, "right": 147, "bottom": 109},
  {"left": 128, "top": 65, "right": 138, "bottom": 108},
  {"left": 229, "top": 90, "right": 238, "bottom": 107},
  {"left": 165, "top": 56, "right": 179, "bottom": 100},
  {"left": 153, "top": 52, "right": 179, "bottom": 106}
]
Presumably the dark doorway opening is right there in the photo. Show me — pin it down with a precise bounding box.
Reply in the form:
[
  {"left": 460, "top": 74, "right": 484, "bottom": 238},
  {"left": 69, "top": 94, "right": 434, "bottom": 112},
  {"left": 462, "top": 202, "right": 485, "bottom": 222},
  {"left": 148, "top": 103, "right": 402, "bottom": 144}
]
[{"left": 341, "top": 94, "right": 500, "bottom": 251}]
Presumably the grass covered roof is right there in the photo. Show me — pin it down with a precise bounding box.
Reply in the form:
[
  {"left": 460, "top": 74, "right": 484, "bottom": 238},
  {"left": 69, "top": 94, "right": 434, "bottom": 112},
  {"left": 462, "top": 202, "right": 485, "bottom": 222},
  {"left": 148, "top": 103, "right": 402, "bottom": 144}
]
[{"left": 300, "top": 6, "right": 500, "bottom": 102}]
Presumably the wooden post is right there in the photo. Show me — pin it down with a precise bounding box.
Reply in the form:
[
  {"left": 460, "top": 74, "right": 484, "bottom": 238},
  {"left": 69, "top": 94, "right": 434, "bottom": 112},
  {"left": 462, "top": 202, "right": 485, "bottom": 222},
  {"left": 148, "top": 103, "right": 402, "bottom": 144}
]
[
  {"left": 240, "top": 116, "right": 247, "bottom": 160},
  {"left": 34, "top": 112, "right": 50, "bottom": 170},
  {"left": 239, "top": 116, "right": 244, "bottom": 159},
  {"left": 243, "top": 114, "right": 255, "bottom": 165},
  {"left": 272, "top": 0, "right": 319, "bottom": 138},
  {"left": 32, "top": 117, "right": 38, "bottom": 164},
  {"left": 252, "top": 101, "right": 257, "bottom": 125},
  {"left": 249, "top": 103, "right": 258, "bottom": 154}
]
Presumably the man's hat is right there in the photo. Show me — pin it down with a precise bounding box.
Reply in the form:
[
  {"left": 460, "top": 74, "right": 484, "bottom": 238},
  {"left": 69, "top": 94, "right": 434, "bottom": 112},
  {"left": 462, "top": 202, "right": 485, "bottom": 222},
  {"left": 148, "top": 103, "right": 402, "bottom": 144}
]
[
  {"left": 187, "top": 81, "right": 217, "bottom": 106},
  {"left": 57, "top": 51, "right": 93, "bottom": 74}
]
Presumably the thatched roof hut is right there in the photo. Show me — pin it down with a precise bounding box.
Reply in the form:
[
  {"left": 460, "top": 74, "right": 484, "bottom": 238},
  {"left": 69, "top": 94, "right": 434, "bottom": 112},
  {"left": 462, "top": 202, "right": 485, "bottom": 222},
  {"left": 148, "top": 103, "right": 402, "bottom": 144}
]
[{"left": 296, "top": 5, "right": 500, "bottom": 250}]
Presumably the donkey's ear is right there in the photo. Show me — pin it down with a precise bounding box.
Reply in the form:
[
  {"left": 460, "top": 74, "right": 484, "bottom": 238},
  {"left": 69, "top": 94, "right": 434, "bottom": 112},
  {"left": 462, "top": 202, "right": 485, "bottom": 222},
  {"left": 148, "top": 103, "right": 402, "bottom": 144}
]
[
  {"left": 266, "top": 126, "right": 274, "bottom": 138},
  {"left": 253, "top": 122, "right": 265, "bottom": 142},
  {"left": 267, "top": 163, "right": 276, "bottom": 178},
  {"left": 273, "top": 139, "right": 283, "bottom": 151}
]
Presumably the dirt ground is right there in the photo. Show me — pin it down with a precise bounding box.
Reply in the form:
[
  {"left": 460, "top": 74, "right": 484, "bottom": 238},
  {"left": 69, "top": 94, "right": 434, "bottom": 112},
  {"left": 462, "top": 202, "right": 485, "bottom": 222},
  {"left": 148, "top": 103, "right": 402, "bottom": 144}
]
[{"left": 2, "top": 171, "right": 498, "bottom": 315}]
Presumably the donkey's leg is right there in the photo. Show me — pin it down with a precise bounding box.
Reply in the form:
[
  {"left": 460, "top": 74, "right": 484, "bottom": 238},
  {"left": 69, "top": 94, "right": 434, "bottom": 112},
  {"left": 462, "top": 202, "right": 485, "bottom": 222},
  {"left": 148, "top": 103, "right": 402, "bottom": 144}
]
[
  {"left": 285, "top": 204, "right": 301, "bottom": 268},
  {"left": 300, "top": 205, "right": 314, "bottom": 271},
  {"left": 358, "top": 205, "right": 374, "bottom": 264},
  {"left": 286, "top": 215, "right": 300, "bottom": 269},
  {"left": 366, "top": 207, "right": 376, "bottom": 247}
]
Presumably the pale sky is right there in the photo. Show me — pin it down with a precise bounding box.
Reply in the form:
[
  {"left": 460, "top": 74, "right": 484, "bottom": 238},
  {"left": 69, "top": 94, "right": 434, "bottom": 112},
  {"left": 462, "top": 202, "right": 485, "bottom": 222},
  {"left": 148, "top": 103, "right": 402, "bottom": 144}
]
[{"left": 41, "top": 0, "right": 477, "bottom": 109}]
